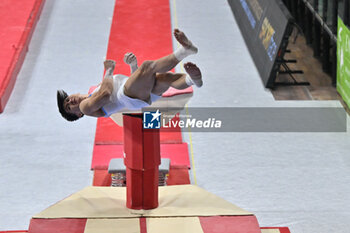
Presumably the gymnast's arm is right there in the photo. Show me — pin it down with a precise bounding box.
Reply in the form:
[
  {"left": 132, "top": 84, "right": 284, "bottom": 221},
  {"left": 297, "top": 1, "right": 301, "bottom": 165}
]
[{"left": 79, "top": 61, "right": 115, "bottom": 116}]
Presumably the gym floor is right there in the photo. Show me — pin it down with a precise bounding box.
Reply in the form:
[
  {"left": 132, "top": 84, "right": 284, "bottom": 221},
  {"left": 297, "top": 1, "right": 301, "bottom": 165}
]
[{"left": 0, "top": 1, "right": 349, "bottom": 233}]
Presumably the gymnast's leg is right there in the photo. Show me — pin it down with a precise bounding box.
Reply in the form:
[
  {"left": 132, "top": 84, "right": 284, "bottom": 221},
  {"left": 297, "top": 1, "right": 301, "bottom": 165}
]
[
  {"left": 124, "top": 29, "right": 198, "bottom": 102},
  {"left": 151, "top": 28, "right": 198, "bottom": 73},
  {"left": 151, "top": 62, "right": 203, "bottom": 96}
]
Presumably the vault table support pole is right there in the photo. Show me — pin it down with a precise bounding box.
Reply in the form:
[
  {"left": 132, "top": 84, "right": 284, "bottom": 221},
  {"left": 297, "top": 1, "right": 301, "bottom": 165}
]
[{"left": 123, "top": 114, "right": 160, "bottom": 210}]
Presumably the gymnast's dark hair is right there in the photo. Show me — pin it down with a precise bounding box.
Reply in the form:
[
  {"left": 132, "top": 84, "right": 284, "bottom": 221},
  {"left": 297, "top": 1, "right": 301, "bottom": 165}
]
[{"left": 57, "top": 90, "right": 81, "bottom": 122}]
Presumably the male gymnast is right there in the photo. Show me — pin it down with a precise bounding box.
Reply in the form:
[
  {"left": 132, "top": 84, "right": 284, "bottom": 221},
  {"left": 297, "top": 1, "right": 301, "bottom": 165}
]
[{"left": 57, "top": 29, "right": 202, "bottom": 121}]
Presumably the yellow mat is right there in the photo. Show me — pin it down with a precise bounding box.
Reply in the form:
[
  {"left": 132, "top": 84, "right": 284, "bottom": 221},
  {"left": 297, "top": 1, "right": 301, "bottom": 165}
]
[
  {"left": 261, "top": 229, "right": 281, "bottom": 233},
  {"left": 147, "top": 217, "right": 204, "bottom": 233},
  {"left": 84, "top": 219, "right": 140, "bottom": 233},
  {"left": 33, "top": 185, "right": 252, "bottom": 218}
]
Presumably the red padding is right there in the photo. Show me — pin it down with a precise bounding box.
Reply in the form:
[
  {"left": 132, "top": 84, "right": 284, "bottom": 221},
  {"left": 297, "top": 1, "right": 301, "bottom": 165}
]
[
  {"left": 160, "top": 115, "right": 183, "bottom": 143},
  {"left": 92, "top": 143, "right": 190, "bottom": 170},
  {"left": 92, "top": 168, "right": 112, "bottom": 186},
  {"left": 88, "top": 85, "right": 99, "bottom": 95},
  {"left": 94, "top": 117, "right": 124, "bottom": 145},
  {"left": 94, "top": 116, "right": 182, "bottom": 145},
  {"left": 160, "top": 130, "right": 183, "bottom": 144},
  {"left": 91, "top": 144, "right": 124, "bottom": 170},
  {"left": 106, "top": 0, "right": 173, "bottom": 75},
  {"left": 260, "top": 227, "right": 291, "bottom": 233},
  {"left": 199, "top": 216, "right": 261, "bottom": 233},
  {"left": 162, "top": 86, "right": 193, "bottom": 97},
  {"left": 28, "top": 219, "right": 86, "bottom": 233},
  {"left": 0, "top": 231, "right": 28, "bottom": 233},
  {"left": 0, "top": 0, "right": 45, "bottom": 113},
  {"left": 160, "top": 143, "right": 190, "bottom": 168},
  {"left": 166, "top": 165, "right": 190, "bottom": 185}
]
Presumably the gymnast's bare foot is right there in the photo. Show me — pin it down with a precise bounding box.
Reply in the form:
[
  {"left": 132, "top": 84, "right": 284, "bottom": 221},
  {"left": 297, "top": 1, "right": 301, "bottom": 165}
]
[
  {"left": 174, "top": 29, "right": 198, "bottom": 54},
  {"left": 184, "top": 62, "right": 202, "bottom": 87},
  {"left": 104, "top": 60, "right": 115, "bottom": 76}
]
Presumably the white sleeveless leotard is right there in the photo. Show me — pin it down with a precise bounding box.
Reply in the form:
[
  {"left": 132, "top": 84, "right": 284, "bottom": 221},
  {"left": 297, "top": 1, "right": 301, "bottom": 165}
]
[{"left": 90, "top": 74, "right": 161, "bottom": 117}]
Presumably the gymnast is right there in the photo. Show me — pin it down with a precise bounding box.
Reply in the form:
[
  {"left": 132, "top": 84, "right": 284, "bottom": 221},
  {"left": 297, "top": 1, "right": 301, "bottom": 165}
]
[{"left": 57, "top": 29, "right": 202, "bottom": 121}]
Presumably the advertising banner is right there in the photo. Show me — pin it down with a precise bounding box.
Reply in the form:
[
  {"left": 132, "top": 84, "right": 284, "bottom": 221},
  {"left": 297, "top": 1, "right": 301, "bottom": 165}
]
[
  {"left": 337, "top": 17, "right": 350, "bottom": 107},
  {"left": 227, "top": 0, "right": 293, "bottom": 87}
]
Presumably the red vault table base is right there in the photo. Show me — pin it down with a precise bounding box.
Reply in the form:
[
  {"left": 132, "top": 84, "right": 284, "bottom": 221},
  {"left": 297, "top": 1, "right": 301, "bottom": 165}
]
[{"left": 123, "top": 114, "right": 161, "bottom": 210}]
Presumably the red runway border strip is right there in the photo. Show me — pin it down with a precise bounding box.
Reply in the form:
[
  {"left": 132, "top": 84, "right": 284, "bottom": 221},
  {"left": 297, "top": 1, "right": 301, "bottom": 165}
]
[
  {"left": 0, "top": 0, "right": 45, "bottom": 113},
  {"left": 199, "top": 216, "right": 261, "bottom": 233},
  {"left": 0, "top": 231, "right": 28, "bottom": 233},
  {"left": 28, "top": 219, "right": 87, "bottom": 233},
  {"left": 139, "top": 218, "right": 147, "bottom": 233}
]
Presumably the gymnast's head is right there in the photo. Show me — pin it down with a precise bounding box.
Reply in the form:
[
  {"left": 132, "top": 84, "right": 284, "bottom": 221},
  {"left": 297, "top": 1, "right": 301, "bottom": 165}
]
[{"left": 57, "top": 90, "right": 84, "bottom": 121}]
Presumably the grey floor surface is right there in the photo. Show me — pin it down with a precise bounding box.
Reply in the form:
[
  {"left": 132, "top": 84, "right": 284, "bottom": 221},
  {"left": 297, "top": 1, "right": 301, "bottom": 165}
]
[
  {"left": 173, "top": 1, "right": 350, "bottom": 233},
  {"left": 0, "top": 0, "right": 349, "bottom": 232},
  {"left": 0, "top": 0, "right": 115, "bottom": 230}
]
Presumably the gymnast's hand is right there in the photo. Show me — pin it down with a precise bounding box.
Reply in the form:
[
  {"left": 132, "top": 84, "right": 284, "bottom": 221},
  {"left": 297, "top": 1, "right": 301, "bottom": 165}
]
[
  {"left": 124, "top": 52, "right": 138, "bottom": 66},
  {"left": 104, "top": 59, "right": 115, "bottom": 76},
  {"left": 124, "top": 52, "right": 138, "bottom": 74}
]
